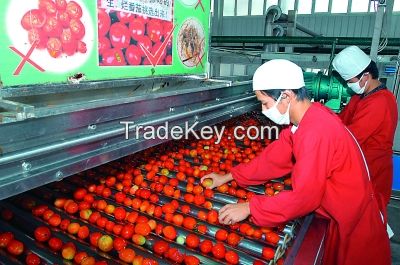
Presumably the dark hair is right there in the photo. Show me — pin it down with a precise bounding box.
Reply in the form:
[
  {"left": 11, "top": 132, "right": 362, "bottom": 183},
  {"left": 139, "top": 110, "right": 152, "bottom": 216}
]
[
  {"left": 260, "top": 86, "right": 309, "bottom": 101},
  {"left": 356, "top": 60, "right": 379, "bottom": 79}
]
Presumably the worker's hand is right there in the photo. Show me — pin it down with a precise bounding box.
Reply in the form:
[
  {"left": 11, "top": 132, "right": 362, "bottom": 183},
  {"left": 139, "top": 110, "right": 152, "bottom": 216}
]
[
  {"left": 200, "top": 173, "right": 233, "bottom": 189},
  {"left": 218, "top": 202, "right": 250, "bottom": 225}
]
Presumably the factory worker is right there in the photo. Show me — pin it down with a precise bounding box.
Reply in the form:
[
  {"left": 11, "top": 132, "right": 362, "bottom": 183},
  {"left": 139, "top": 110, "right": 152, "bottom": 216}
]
[
  {"left": 202, "top": 59, "right": 391, "bottom": 265},
  {"left": 333, "top": 46, "right": 398, "bottom": 221}
]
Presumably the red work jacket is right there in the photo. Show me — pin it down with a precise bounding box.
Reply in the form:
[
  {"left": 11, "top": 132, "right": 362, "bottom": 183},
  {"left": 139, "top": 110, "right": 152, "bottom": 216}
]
[
  {"left": 231, "top": 103, "right": 391, "bottom": 265},
  {"left": 340, "top": 88, "right": 398, "bottom": 210}
]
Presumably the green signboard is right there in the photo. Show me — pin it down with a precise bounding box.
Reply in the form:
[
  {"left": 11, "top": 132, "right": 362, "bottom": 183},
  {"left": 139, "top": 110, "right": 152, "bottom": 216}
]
[{"left": 0, "top": 0, "right": 210, "bottom": 87}]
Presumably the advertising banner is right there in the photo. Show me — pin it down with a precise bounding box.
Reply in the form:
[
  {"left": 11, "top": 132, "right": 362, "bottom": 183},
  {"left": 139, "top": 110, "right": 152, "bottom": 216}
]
[{"left": 0, "top": 0, "right": 210, "bottom": 87}]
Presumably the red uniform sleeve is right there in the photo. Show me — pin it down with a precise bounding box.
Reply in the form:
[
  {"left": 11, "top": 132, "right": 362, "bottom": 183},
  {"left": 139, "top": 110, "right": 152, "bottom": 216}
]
[
  {"left": 339, "top": 96, "right": 358, "bottom": 124},
  {"left": 248, "top": 130, "right": 330, "bottom": 227},
  {"left": 338, "top": 101, "right": 350, "bottom": 121},
  {"left": 230, "top": 128, "right": 294, "bottom": 187},
  {"left": 346, "top": 98, "right": 384, "bottom": 145}
]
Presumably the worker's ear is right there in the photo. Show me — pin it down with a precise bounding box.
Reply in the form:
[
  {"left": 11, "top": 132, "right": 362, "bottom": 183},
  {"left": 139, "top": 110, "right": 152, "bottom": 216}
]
[{"left": 281, "top": 90, "right": 294, "bottom": 101}]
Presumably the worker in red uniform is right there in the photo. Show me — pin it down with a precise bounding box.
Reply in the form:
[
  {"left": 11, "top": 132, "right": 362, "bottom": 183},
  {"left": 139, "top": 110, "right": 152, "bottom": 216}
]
[
  {"left": 202, "top": 59, "right": 391, "bottom": 265},
  {"left": 332, "top": 46, "right": 398, "bottom": 222}
]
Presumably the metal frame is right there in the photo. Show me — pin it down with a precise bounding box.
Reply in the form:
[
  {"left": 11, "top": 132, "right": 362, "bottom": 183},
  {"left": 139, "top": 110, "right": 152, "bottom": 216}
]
[{"left": 0, "top": 78, "right": 258, "bottom": 199}]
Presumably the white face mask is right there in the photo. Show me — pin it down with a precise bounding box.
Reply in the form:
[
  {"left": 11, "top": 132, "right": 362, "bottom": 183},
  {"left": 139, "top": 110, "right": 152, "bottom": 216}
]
[
  {"left": 347, "top": 74, "right": 368, "bottom": 94},
  {"left": 262, "top": 94, "right": 291, "bottom": 125}
]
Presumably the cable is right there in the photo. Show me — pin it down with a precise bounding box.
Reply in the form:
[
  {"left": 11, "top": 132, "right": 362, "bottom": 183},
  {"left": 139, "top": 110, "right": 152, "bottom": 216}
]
[{"left": 210, "top": 47, "right": 262, "bottom": 63}]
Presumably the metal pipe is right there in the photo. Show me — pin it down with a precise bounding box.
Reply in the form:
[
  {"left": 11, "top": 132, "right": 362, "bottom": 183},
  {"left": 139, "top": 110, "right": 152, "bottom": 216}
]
[
  {"left": 370, "top": 3, "right": 386, "bottom": 61},
  {"left": 393, "top": 49, "right": 400, "bottom": 100},
  {"left": 0, "top": 95, "right": 256, "bottom": 165},
  {"left": 295, "top": 23, "right": 322, "bottom": 37},
  {"left": 211, "top": 36, "right": 400, "bottom": 46},
  {"left": 328, "top": 39, "right": 337, "bottom": 75}
]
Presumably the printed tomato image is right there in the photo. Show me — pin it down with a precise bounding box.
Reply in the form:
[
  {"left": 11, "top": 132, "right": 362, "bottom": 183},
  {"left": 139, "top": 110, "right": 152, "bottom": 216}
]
[
  {"left": 97, "top": 1, "right": 174, "bottom": 67},
  {"left": 19, "top": 0, "right": 87, "bottom": 58}
]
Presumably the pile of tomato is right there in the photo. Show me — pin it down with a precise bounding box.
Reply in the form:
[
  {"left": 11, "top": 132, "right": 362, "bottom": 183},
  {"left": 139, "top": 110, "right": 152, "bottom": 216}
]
[
  {"left": 0, "top": 114, "right": 291, "bottom": 265},
  {"left": 98, "top": 7, "right": 173, "bottom": 66},
  {"left": 20, "top": 0, "right": 87, "bottom": 58}
]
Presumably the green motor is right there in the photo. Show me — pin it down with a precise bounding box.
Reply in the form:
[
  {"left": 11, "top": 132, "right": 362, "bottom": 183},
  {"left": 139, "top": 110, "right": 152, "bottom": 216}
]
[{"left": 304, "top": 71, "right": 354, "bottom": 113}]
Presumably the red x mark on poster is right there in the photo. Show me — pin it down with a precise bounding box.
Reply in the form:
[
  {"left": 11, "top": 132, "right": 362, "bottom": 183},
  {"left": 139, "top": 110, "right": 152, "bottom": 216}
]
[
  {"left": 9, "top": 41, "right": 45, "bottom": 75},
  {"left": 140, "top": 25, "right": 176, "bottom": 67},
  {"left": 196, "top": 52, "right": 205, "bottom": 68},
  {"left": 196, "top": 38, "right": 205, "bottom": 68},
  {"left": 195, "top": 0, "right": 205, "bottom": 12}
]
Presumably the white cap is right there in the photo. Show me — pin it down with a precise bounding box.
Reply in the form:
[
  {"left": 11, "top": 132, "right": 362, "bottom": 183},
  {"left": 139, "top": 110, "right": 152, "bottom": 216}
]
[
  {"left": 332, "top": 46, "right": 371, "bottom": 81},
  {"left": 252, "top": 59, "right": 304, "bottom": 91}
]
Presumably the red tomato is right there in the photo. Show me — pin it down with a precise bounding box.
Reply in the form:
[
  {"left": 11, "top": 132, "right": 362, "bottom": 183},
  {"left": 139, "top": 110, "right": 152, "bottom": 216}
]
[
  {"left": 27, "top": 29, "right": 47, "bottom": 49},
  {"left": 74, "top": 252, "right": 88, "bottom": 264},
  {"left": 47, "top": 37, "right": 62, "bottom": 58},
  {"left": 262, "top": 247, "right": 275, "bottom": 260},
  {"left": 105, "top": 220, "right": 115, "bottom": 232},
  {"left": 184, "top": 255, "right": 200, "bottom": 265},
  {"left": 0, "top": 232, "right": 14, "bottom": 248},
  {"left": 96, "top": 217, "right": 107, "bottom": 228},
  {"left": 185, "top": 234, "right": 200, "bottom": 249},
  {"left": 125, "top": 45, "right": 142, "bottom": 65},
  {"left": 7, "top": 240, "right": 24, "bottom": 256},
  {"left": 26, "top": 252, "right": 41, "bottom": 265},
  {"left": 109, "top": 22, "right": 130, "bottom": 49},
  {"left": 69, "top": 19, "right": 85, "bottom": 40},
  {"left": 199, "top": 239, "right": 213, "bottom": 254},
  {"left": 215, "top": 229, "right": 228, "bottom": 241},
  {"left": 59, "top": 219, "right": 70, "bottom": 230},
  {"left": 265, "top": 232, "right": 280, "bottom": 245},
  {"left": 117, "top": 11, "right": 135, "bottom": 24},
  {"left": 25, "top": 253, "right": 40, "bottom": 265},
  {"left": 136, "top": 36, "right": 152, "bottom": 55},
  {"left": 43, "top": 16, "right": 63, "bottom": 37},
  {"left": 113, "top": 237, "right": 127, "bottom": 251},
  {"left": 113, "top": 207, "right": 126, "bottom": 221},
  {"left": 77, "top": 226, "right": 90, "bottom": 240},
  {"left": 153, "top": 240, "right": 169, "bottom": 255},
  {"left": 225, "top": 250, "right": 239, "bottom": 264},
  {"left": 48, "top": 214, "right": 62, "bottom": 227},
  {"left": 65, "top": 201, "right": 79, "bottom": 214},
  {"left": 113, "top": 224, "right": 123, "bottom": 235},
  {"left": 120, "top": 224, "right": 135, "bottom": 240},
  {"left": 55, "top": 0, "right": 67, "bottom": 11},
  {"left": 129, "top": 19, "right": 145, "bottom": 40},
  {"left": 34, "top": 226, "right": 51, "bottom": 242},
  {"left": 101, "top": 48, "right": 126, "bottom": 66},
  {"left": 90, "top": 232, "right": 102, "bottom": 247},
  {"left": 39, "top": 0, "right": 57, "bottom": 15},
  {"left": 134, "top": 223, "right": 151, "bottom": 236},
  {"left": 21, "top": 9, "right": 46, "bottom": 30},
  {"left": 119, "top": 248, "right": 136, "bottom": 263},
  {"left": 212, "top": 242, "right": 226, "bottom": 259},
  {"left": 162, "top": 226, "right": 177, "bottom": 240},
  {"left": 66, "top": 1, "right": 82, "bottom": 19},
  {"left": 77, "top": 41, "right": 87, "bottom": 53},
  {"left": 197, "top": 224, "right": 208, "bottom": 234},
  {"left": 32, "top": 205, "right": 48, "bottom": 217},
  {"left": 48, "top": 237, "right": 63, "bottom": 251},
  {"left": 166, "top": 248, "right": 184, "bottom": 263},
  {"left": 227, "top": 232, "right": 241, "bottom": 246},
  {"left": 74, "top": 188, "right": 87, "bottom": 201},
  {"left": 182, "top": 217, "right": 197, "bottom": 230},
  {"left": 146, "top": 20, "right": 162, "bottom": 43},
  {"left": 163, "top": 21, "right": 173, "bottom": 38}
]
